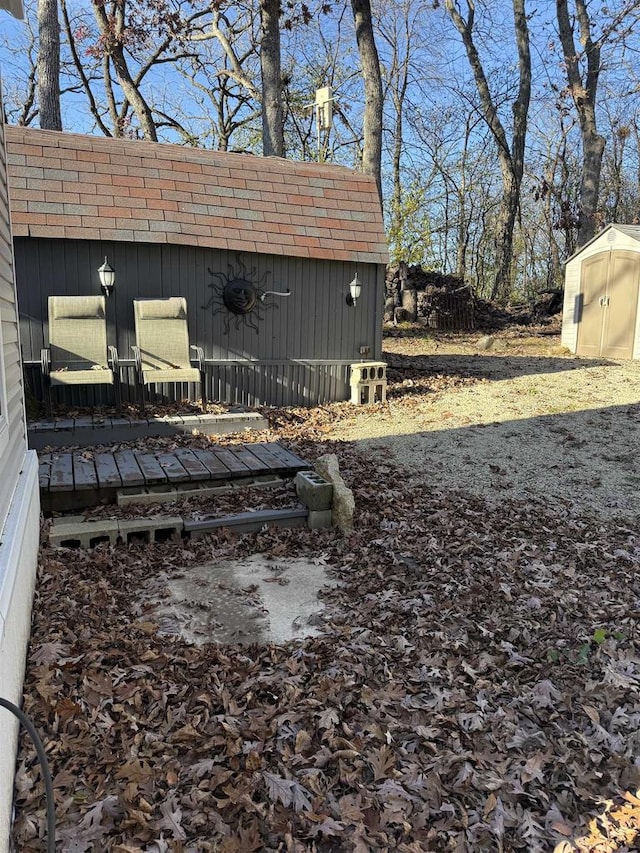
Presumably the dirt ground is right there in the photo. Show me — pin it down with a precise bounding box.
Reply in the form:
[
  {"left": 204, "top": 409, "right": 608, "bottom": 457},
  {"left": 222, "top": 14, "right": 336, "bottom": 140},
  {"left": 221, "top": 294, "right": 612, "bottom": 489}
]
[{"left": 328, "top": 328, "right": 640, "bottom": 519}]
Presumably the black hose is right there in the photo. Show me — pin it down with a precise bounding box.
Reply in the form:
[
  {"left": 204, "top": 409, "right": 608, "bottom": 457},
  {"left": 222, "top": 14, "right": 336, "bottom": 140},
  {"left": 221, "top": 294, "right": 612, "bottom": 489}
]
[{"left": 0, "top": 696, "right": 55, "bottom": 853}]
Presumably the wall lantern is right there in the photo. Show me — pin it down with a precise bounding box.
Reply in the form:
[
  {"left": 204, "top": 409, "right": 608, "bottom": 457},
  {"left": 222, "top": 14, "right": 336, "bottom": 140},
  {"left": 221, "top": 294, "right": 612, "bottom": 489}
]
[
  {"left": 98, "top": 256, "right": 115, "bottom": 297},
  {"left": 346, "top": 272, "right": 361, "bottom": 307}
]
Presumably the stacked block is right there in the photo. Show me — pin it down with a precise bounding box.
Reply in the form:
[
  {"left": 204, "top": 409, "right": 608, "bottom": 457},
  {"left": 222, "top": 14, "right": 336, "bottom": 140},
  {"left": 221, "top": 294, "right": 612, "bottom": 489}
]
[{"left": 349, "top": 362, "right": 387, "bottom": 405}]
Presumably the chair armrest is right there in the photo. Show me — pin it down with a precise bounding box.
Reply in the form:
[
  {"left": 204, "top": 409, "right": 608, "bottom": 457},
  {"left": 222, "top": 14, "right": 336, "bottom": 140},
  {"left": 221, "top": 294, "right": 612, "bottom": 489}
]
[
  {"left": 108, "top": 346, "right": 119, "bottom": 372},
  {"left": 131, "top": 345, "right": 142, "bottom": 381},
  {"left": 41, "top": 348, "right": 51, "bottom": 378},
  {"left": 190, "top": 345, "right": 205, "bottom": 371}
]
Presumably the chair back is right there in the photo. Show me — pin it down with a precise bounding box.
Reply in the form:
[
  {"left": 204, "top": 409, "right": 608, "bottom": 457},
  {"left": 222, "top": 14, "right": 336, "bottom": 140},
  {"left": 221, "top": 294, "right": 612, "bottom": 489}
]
[
  {"left": 48, "top": 295, "right": 108, "bottom": 370},
  {"left": 133, "top": 298, "right": 192, "bottom": 370}
]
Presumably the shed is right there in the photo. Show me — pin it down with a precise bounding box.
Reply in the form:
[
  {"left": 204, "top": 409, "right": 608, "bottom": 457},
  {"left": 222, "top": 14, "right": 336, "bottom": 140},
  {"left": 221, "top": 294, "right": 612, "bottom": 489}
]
[
  {"left": 6, "top": 125, "right": 389, "bottom": 407},
  {"left": 0, "top": 2, "right": 42, "bottom": 847},
  {"left": 561, "top": 224, "right": 640, "bottom": 359}
]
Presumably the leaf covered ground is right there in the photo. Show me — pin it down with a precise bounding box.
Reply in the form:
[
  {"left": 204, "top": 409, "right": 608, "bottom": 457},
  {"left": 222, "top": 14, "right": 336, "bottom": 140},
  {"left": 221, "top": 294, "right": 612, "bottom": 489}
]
[{"left": 13, "top": 329, "right": 640, "bottom": 852}]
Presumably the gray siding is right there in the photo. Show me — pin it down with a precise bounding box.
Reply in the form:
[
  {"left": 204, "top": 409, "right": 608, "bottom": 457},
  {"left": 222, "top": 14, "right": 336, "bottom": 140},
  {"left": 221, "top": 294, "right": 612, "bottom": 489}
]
[
  {"left": 0, "top": 119, "right": 27, "bottom": 529},
  {"left": 15, "top": 237, "right": 385, "bottom": 406}
]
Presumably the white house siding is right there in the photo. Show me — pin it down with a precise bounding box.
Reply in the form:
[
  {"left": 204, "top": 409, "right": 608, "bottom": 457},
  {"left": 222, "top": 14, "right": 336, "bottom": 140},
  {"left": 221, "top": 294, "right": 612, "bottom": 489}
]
[
  {"left": 561, "top": 261, "right": 581, "bottom": 352},
  {"left": 562, "top": 226, "right": 640, "bottom": 357},
  {"left": 0, "top": 455, "right": 39, "bottom": 853},
  {"left": 0, "top": 78, "right": 41, "bottom": 852}
]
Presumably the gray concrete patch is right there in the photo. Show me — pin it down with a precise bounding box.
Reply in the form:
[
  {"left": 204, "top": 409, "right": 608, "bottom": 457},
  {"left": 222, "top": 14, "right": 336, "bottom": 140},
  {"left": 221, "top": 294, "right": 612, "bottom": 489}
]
[{"left": 140, "top": 554, "right": 337, "bottom": 646}]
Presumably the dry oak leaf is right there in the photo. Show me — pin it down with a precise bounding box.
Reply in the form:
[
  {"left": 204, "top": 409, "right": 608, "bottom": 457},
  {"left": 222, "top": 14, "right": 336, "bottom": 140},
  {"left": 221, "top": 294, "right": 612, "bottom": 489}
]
[
  {"left": 262, "top": 771, "right": 313, "bottom": 812},
  {"left": 367, "top": 744, "right": 396, "bottom": 781}
]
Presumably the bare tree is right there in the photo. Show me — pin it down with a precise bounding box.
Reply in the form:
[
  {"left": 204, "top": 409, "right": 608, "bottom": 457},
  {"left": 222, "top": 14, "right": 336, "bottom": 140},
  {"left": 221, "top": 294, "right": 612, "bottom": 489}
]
[
  {"left": 377, "top": 0, "right": 426, "bottom": 247},
  {"left": 555, "top": 0, "right": 640, "bottom": 246},
  {"left": 37, "top": 0, "right": 62, "bottom": 129},
  {"left": 445, "top": 0, "right": 531, "bottom": 302},
  {"left": 556, "top": 0, "right": 604, "bottom": 246},
  {"left": 90, "top": 0, "right": 158, "bottom": 140},
  {"left": 350, "top": 0, "right": 383, "bottom": 204}
]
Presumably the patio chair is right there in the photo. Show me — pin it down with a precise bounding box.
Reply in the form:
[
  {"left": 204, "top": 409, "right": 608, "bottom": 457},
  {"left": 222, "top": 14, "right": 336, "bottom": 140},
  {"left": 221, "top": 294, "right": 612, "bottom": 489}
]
[
  {"left": 41, "top": 295, "right": 120, "bottom": 416},
  {"left": 132, "top": 297, "right": 205, "bottom": 411}
]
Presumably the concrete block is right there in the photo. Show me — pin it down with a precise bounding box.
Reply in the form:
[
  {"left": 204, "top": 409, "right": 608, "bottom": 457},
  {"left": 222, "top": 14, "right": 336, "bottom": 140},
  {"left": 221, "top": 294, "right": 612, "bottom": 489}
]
[
  {"left": 295, "top": 471, "right": 333, "bottom": 510},
  {"left": 50, "top": 517, "right": 119, "bottom": 548},
  {"left": 117, "top": 517, "right": 183, "bottom": 544},
  {"left": 117, "top": 485, "right": 177, "bottom": 507},
  {"left": 307, "top": 509, "right": 332, "bottom": 530},
  {"left": 349, "top": 361, "right": 387, "bottom": 405}
]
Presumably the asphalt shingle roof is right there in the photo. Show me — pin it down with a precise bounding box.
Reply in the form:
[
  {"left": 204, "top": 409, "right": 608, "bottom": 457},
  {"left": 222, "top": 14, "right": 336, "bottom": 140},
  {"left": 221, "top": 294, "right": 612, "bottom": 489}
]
[{"left": 6, "top": 126, "right": 389, "bottom": 265}]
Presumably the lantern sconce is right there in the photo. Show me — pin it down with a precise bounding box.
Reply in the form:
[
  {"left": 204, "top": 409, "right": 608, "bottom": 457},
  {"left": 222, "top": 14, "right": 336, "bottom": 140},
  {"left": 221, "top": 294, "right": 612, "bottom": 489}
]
[
  {"left": 98, "top": 256, "right": 115, "bottom": 297},
  {"left": 346, "top": 271, "right": 361, "bottom": 307}
]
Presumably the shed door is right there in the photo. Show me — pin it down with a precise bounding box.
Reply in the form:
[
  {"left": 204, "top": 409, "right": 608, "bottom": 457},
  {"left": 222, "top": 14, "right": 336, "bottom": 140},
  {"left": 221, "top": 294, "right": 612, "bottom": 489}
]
[
  {"left": 577, "top": 254, "right": 608, "bottom": 358},
  {"left": 602, "top": 252, "right": 639, "bottom": 359},
  {"left": 577, "top": 250, "right": 639, "bottom": 359}
]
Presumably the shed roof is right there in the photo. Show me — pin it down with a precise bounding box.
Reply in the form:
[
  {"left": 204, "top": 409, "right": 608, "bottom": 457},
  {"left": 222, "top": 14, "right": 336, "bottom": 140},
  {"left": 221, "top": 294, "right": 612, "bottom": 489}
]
[
  {"left": 6, "top": 126, "right": 389, "bottom": 265},
  {"left": 566, "top": 223, "right": 640, "bottom": 262}
]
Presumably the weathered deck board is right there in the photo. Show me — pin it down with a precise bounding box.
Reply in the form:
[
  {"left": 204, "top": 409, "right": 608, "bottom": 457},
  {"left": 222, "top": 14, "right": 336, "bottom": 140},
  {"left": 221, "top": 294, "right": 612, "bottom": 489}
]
[
  {"left": 39, "top": 453, "right": 52, "bottom": 490},
  {"left": 172, "top": 448, "right": 211, "bottom": 480},
  {"left": 156, "top": 453, "right": 189, "bottom": 484},
  {"left": 246, "top": 443, "right": 290, "bottom": 471},
  {"left": 191, "top": 448, "right": 233, "bottom": 479},
  {"left": 94, "top": 453, "right": 122, "bottom": 487},
  {"left": 255, "top": 442, "right": 309, "bottom": 471},
  {"left": 136, "top": 453, "right": 170, "bottom": 485},
  {"left": 214, "top": 448, "right": 251, "bottom": 475},
  {"left": 230, "top": 445, "right": 269, "bottom": 473},
  {"left": 38, "top": 443, "right": 310, "bottom": 505},
  {"left": 49, "top": 453, "right": 75, "bottom": 492},
  {"left": 73, "top": 455, "right": 97, "bottom": 491},
  {"left": 114, "top": 451, "right": 144, "bottom": 486}
]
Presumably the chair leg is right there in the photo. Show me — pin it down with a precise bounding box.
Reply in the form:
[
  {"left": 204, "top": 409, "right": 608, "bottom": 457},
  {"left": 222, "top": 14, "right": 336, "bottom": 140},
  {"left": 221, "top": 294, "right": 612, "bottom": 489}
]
[{"left": 200, "top": 372, "right": 207, "bottom": 412}]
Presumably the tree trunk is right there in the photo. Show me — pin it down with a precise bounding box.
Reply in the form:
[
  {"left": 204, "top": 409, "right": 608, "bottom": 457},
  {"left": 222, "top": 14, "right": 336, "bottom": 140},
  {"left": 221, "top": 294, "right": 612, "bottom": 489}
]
[
  {"left": 445, "top": 0, "right": 530, "bottom": 302},
  {"left": 260, "top": 0, "right": 284, "bottom": 157},
  {"left": 37, "top": 0, "right": 62, "bottom": 130},
  {"left": 91, "top": 0, "right": 158, "bottom": 141},
  {"left": 556, "top": 0, "right": 606, "bottom": 247},
  {"left": 351, "top": 0, "right": 383, "bottom": 206},
  {"left": 110, "top": 50, "right": 158, "bottom": 140}
]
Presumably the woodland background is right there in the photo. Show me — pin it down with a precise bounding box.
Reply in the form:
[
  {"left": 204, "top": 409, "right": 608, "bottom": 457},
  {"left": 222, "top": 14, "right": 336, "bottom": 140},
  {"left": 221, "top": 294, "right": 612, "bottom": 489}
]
[{"left": 2, "top": 0, "right": 640, "bottom": 302}]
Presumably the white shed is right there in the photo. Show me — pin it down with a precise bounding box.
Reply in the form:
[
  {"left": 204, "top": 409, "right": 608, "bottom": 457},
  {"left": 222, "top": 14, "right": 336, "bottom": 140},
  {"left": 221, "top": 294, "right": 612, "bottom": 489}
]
[
  {"left": 0, "top": 2, "right": 42, "bottom": 849},
  {"left": 561, "top": 223, "right": 640, "bottom": 359}
]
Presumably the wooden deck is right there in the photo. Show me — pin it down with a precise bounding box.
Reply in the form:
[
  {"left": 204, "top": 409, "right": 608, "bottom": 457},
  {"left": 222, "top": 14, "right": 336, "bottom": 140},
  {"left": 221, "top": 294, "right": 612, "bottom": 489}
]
[{"left": 39, "top": 442, "right": 310, "bottom": 512}]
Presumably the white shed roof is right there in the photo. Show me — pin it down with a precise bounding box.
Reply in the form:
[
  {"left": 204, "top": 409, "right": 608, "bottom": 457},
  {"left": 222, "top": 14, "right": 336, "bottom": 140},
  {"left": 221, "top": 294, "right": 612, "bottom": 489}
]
[{"left": 567, "top": 223, "right": 640, "bottom": 262}]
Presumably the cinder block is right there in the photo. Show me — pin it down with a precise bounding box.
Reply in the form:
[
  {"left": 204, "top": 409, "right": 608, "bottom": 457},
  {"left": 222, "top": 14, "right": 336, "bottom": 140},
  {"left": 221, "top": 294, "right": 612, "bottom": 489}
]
[
  {"left": 117, "top": 485, "right": 177, "bottom": 507},
  {"left": 349, "top": 361, "right": 387, "bottom": 405},
  {"left": 295, "top": 471, "right": 333, "bottom": 510},
  {"left": 117, "top": 517, "right": 183, "bottom": 544},
  {"left": 307, "top": 509, "right": 332, "bottom": 530},
  {"left": 50, "top": 517, "right": 119, "bottom": 548}
]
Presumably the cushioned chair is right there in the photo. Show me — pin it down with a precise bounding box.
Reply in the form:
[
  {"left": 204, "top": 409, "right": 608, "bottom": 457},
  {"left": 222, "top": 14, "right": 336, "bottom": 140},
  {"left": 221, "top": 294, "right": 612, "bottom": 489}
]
[
  {"left": 41, "top": 295, "right": 120, "bottom": 416},
  {"left": 132, "top": 297, "right": 205, "bottom": 410}
]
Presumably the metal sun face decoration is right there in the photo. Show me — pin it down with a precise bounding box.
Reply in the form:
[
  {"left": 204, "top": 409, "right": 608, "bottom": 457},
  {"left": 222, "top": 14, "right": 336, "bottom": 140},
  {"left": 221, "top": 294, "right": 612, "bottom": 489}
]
[{"left": 202, "top": 257, "right": 290, "bottom": 334}]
